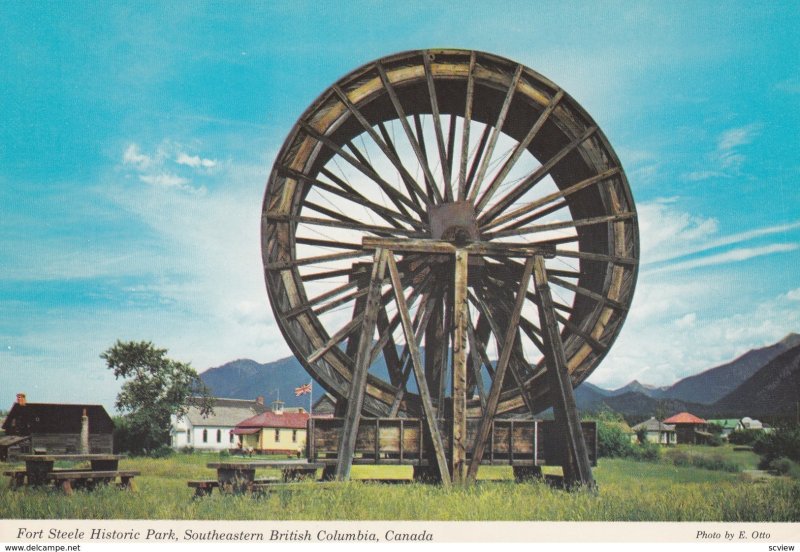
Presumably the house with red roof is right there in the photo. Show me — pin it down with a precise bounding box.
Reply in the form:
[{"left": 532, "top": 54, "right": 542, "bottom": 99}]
[
  {"left": 663, "top": 412, "right": 709, "bottom": 444},
  {"left": 232, "top": 400, "right": 309, "bottom": 456}
]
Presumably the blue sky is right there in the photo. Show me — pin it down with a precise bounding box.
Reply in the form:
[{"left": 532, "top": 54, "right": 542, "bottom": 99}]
[{"left": 1, "top": 2, "right": 798, "bottom": 411}]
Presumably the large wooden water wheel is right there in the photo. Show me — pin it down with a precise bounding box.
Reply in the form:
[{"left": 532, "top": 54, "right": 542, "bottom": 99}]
[{"left": 262, "top": 49, "right": 638, "bottom": 485}]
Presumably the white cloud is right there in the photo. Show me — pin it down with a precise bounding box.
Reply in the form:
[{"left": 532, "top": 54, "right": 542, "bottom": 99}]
[
  {"left": 647, "top": 243, "right": 798, "bottom": 275},
  {"left": 591, "top": 283, "right": 800, "bottom": 389},
  {"left": 681, "top": 123, "right": 761, "bottom": 180},
  {"left": 675, "top": 312, "right": 696, "bottom": 329},
  {"left": 787, "top": 288, "right": 800, "bottom": 301},
  {"left": 122, "top": 143, "right": 152, "bottom": 170},
  {"left": 176, "top": 152, "right": 217, "bottom": 169}
]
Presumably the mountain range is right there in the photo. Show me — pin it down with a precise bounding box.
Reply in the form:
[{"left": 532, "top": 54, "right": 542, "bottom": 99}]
[{"left": 199, "top": 333, "right": 800, "bottom": 422}]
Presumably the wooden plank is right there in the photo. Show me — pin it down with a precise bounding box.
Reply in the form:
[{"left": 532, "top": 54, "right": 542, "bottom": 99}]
[
  {"left": 387, "top": 254, "right": 451, "bottom": 485},
  {"left": 362, "top": 236, "right": 556, "bottom": 258},
  {"left": 532, "top": 255, "right": 595, "bottom": 489},
  {"left": 466, "top": 257, "right": 534, "bottom": 482},
  {"left": 451, "top": 248, "right": 469, "bottom": 483},
  {"left": 334, "top": 249, "right": 388, "bottom": 481}
]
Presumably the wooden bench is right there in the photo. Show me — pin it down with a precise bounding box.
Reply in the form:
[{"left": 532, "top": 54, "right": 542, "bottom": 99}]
[
  {"left": 4, "top": 469, "right": 139, "bottom": 494},
  {"left": 188, "top": 476, "right": 281, "bottom": 497},
  {"left": 49, "top": 470, "right": 139, "bottom": 494}
]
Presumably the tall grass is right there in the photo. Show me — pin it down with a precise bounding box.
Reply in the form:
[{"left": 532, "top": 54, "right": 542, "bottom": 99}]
[{"left": 1, "top": 455, "right": 797, "bottom": 521}]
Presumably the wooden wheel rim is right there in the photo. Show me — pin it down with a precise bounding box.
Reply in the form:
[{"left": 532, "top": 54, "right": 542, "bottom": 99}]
[{"left": 262, "top": 49, "right": 638, "bottom": 416}]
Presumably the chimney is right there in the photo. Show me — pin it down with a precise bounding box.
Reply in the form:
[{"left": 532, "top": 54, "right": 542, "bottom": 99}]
[
  {"left": 16, "top": 393, "right": 26, "bottom": 406},
  {"left": 80, "top": 408, "right": 89, "bottom": 454},
  {"left": 256, "top": 396, "right": 264, "bottom": 406}
]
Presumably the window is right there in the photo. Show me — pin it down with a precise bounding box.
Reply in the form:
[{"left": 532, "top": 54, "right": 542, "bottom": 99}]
[
  {"left": 216, "top": 429, "right": 222, "bottom": 443},
  {"left": 274, "top": 429, "right": 280, "bottom": 442},
  {"left": 186, "top": 429, "right": 191, "bottom": 443},
  {"left": 292, "top": 430, "right": 297, "bottom": 443},
  {"left": 229, "top": 432, "right": 234, "bottom": 443},
  {"left": 202, "top": 429, "right": 208, "bottom": 443}
]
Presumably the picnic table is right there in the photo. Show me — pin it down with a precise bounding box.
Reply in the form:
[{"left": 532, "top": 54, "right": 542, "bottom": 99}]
[
  {"left": 4, "top": 454, "right": 139, "bottom": 494},
  {"left": 190, "top": 460, "right": 324, "bottom": 496}
]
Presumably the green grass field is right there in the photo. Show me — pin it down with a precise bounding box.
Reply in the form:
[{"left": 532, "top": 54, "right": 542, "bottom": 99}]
[{"left": 1, "top": 446, "right": 797, "bottom": 521}]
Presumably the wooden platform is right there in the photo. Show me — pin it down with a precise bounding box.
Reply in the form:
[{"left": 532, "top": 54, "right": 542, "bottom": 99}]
[
  {"left": 307, "top": 417, "right": 596, "bottom": 468},
  {"left": 4, "top": 468, "right": 139, "bottom": 494}
]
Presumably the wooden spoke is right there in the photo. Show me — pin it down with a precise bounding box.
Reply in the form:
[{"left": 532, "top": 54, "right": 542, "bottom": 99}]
[
  {"left": 553, "top": 249, "right": 638, "bottom": 266},
  {"left": 265, "top": 249, "right": 369, "bottom": 271},
  {"left": 482, "top": 168, "right": 621, "bottom": 232},
  {"left": 457, "top": 51, "right": 476, "bottom": 201},
  {"left": 376, "top": 63, "right": 444, "bottom": 205},
  {"left": 486, "top": 212, "right": 636, "bottom": 239},
  {"left": 463, "top": 123, "right": 491, "bottom": 198},
  {"left": 485, "top": 199, "right": 570, "bottom": 237},
  {"left": 413, "top": 113, "right": 435, "bottom": 201},
  {"left": 555, "top": 311, "right": 608, "bottom": 353},
  {"left": 299, "top": 121, "right": 427, "bottom": 219},
  {"left": 446, "top": 112, "right": 457, "bottom": 192},
  {"left": 476, "top": 90, "right": 565, "bottom": 214},
  {"left": 478, "top": 126, "right": 599, "bottom": 225},
  {"left": 331, "top": 85, "right": 429, "bottom": 211},
  {"left": 469, "top": 65, "right": 524, "bottom": 204},
  {"left": 269, "top": 214, "right": 425, "bottom": 238},
  {"left": 314, "top": 164, "right": 426, "bottom": 230},
  {"left": 294, "top": 236, "right": 363, "bottom": 250},
  {"left": 549, "top": 275, "right": 629, "bottom": 311},
  {"left": 301, "top": 267, "right": 357, "bottom": 282},
  {"left": 423, "top": 52, "right": 452, "bottom": 199}
]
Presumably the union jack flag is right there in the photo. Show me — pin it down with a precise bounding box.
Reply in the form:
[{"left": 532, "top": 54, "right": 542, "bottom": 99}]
[{"left": 294, "top": 383, "right": 312, "bottom": 396}]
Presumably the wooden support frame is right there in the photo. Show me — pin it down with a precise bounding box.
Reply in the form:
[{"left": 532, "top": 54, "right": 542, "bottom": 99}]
[
  {"left": 451, "top": 248, "right": 469, "bottom": 483},
  {"left": 466, "top": 257, "right": 535, "bottom": 482},
  {"left": 334, "top": 248, "right": 389, "bottom": 481},
  {"left": 532, "top": 255, "right": 595, "bottom": 489},
  {"left": 387, "top": 253, "right": 451, "bottom": 485}
]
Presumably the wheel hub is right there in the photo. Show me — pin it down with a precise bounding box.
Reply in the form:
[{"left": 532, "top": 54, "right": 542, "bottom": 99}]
[{"left": 428, "top": 200, "right": 479, "bottom": 244}]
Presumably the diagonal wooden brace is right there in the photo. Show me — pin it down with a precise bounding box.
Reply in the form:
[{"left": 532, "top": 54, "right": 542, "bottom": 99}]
[
  {"left": 532, "top": 255, "right": 595, "bottom": 489},
  {"left": 334, "top": 248, "right": 388, "bottom": 481}
]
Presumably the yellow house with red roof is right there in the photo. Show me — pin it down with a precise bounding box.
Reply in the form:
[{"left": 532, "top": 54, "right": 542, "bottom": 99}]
[{"left": 232, "top": 400, "right": 309, "bottom": 456}]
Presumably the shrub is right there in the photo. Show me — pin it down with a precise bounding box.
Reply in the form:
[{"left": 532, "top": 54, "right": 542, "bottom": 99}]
[
  {"left": 219, "top": 449, "right": 230, "bottom": 459},
  {"left": 632, "top": 441, "right": 660, "bottom": 462},
  {"left": 707, "top": 434, "right": 724, "bottom": 447},
  {"left": 768, "top": 457, "right": 795, "bottom": 475},
  {"left": 728, "top": 428, "right": 764, "bottom": 446},
  {"left": 149, "top": 444, "right": 174, "bottom": 458},
  {"left": 666, "top": 449, "right": 739, "bottom": 472},
  {"left": 597, "top": 422, "right": 635, "bottom": 458},
  {"left": 754, "top": 426, "right": 800, "bottom": 468}
]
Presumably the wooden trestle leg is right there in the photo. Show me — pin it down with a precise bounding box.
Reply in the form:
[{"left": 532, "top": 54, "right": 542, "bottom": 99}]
[
  {"left": 532, "top": 256, "right": 595, "bottom": 489},
  {"left": 334, "top": 249, "right": 389, "bottom": 481}
]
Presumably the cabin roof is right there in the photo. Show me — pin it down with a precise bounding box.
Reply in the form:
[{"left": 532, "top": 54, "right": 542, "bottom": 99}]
[
  {"left": 182, "top": 398, "right": 268, "bottom": 427},
  {"left": 2, "top": 403, "right": 114, "bottom": 435},
  {"left": 663, "top": 412, "right": 707, "bottom": 424},
  {"left": 631, "top": 417, "right": 675, "bottom": 432}
]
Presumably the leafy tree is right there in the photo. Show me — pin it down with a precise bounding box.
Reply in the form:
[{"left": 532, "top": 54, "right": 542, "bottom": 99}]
[{"left": 102, "top": 340, "right": 214, "bottom": 455}]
